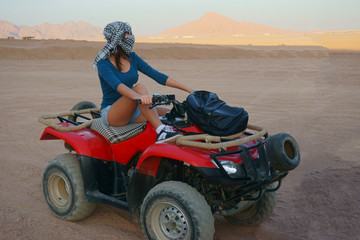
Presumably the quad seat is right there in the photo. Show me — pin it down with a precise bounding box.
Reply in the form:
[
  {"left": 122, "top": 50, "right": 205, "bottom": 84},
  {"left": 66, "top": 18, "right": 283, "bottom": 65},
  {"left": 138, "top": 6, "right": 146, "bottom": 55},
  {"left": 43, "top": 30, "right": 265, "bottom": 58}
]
[{"left": 90, "top": 118, "right": 146, "bottom": 144}]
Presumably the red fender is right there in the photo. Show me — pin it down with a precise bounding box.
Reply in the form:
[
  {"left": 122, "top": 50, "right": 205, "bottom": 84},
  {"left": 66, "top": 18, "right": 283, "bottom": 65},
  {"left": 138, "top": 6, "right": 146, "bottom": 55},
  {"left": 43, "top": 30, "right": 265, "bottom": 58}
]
[
  {"left": 136, "top": 143, "right": 219, "bottom": 177},
  {"left": 136, "top": 140, "right": 260, "bottom": 177},
  {"left": 40, "top": 126, "right": 113, "bottom": 161}
]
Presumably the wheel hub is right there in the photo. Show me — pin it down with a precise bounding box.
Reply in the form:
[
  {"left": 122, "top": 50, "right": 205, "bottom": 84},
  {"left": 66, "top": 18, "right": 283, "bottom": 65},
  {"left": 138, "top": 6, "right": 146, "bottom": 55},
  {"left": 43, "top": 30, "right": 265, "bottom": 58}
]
[
  {"left": 48, "top": 173, "right": 70, "bottom": 207},
  {"left": 152, "top": 201, "right": 189, "bottom": 240}
]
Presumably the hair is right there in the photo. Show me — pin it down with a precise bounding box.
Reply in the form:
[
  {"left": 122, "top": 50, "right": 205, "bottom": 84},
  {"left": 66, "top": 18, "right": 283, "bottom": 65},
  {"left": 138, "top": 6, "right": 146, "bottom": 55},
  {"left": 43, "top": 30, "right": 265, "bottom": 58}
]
[{"left": 112, "top": 45, "right": 129, "bottom": 71}]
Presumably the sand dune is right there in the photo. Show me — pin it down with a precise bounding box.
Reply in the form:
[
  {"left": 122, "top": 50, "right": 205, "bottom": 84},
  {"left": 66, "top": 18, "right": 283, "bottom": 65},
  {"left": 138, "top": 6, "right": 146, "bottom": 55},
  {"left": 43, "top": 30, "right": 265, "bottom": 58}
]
[
  {"left": 0, "top": 39, "right": 329, "bottom": 60},
  {"left": 0, "top": 39, "right": 359, "bottom": 240}
]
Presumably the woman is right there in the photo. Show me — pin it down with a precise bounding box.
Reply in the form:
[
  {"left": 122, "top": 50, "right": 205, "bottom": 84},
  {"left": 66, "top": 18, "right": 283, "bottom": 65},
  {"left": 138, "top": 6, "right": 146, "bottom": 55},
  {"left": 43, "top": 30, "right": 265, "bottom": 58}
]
[{"left": 93, "top": 21, "right": 193, "bottom": 143}]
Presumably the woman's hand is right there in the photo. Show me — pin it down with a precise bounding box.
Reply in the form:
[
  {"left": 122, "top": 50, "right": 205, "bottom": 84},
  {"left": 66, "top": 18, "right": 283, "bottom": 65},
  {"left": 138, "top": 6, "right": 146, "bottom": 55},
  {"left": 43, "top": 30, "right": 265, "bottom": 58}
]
[{"left": 139, "top": 95, "right": 152, "bottom": 105}]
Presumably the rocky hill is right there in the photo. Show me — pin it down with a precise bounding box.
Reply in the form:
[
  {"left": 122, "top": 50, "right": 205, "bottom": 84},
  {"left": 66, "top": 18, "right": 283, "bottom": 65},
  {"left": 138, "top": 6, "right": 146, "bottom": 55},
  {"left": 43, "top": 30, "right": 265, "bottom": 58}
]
[
  {"left": 138, "top": 12, "right": 359, "bottom": 50},
  {"left": 0, "top": 20, "right": 103, "bottom": 41},
  {"left": 160, "top": 12, "right": 296, "bottom": 37},
  {"left": 1, "top": 13, "right": 359, "bottom": 50}
]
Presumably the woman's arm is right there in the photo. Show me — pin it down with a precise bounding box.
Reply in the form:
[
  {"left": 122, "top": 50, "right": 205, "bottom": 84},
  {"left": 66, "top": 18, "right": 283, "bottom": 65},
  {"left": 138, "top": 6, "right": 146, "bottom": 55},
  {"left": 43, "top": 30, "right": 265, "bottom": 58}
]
[
  {"left": 166, "top": 77, "right": 193, "bottom": 93},
  {"left": 134, "top": 53, "right": 193, "bottom": 93},
  {"left": 117, "top": 84, "right": 152, "bottom": 105}
]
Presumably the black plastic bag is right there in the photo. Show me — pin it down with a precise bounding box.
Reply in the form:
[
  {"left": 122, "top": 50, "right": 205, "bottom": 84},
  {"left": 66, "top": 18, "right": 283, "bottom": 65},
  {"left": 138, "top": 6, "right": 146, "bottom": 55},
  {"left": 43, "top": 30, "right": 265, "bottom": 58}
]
[{"left": 185, "top": 91, "right": 248, "bottom": 136}]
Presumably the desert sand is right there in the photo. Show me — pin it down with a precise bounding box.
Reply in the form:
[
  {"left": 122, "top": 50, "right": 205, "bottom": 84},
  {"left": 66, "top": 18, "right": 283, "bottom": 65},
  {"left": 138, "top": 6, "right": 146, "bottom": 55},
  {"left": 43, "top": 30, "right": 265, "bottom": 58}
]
[{"left": 0, "top": 39, "right": 359, "bottom": 240}]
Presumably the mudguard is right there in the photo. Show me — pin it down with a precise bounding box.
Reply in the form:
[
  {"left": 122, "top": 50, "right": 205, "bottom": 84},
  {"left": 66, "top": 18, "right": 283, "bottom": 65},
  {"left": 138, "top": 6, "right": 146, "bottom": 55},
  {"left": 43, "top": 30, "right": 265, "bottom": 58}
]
[
  {"left": 40, "top": 126, "right": 113, "bottom": 161},
  {"left": 136, "top": 140, "right": 260, "bottom": 177},
  {"left": 136, "top": 143, "right": 218, "bottom": 176}
]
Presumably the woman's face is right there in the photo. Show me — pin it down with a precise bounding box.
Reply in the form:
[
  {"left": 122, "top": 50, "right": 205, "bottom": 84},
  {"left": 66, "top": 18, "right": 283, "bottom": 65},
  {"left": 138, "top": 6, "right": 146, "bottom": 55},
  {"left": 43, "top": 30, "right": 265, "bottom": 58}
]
[{"left": 124, "top": 30, "right": 132, "bottom": 38}]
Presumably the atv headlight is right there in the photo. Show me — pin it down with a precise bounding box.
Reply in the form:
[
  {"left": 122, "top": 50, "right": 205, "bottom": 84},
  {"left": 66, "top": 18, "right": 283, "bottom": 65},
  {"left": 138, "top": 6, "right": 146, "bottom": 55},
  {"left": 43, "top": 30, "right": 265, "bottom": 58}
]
[{"left": 219, "top": 160, "right": 242, "bottom": 177}]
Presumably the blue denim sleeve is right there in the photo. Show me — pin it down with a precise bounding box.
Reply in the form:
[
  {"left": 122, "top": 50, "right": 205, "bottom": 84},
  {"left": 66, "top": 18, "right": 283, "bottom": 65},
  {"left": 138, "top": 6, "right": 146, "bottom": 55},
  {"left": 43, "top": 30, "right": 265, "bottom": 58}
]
[{"left": 133, "top": 53, "right": 168, "bottom": 85}]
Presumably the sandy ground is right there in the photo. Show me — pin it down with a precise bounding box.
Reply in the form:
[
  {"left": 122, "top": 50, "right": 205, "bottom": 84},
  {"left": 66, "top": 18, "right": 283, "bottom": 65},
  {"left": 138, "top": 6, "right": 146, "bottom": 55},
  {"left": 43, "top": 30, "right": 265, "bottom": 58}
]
[{"left": 1, "top": 40, "right": 360, "bottom": 240}]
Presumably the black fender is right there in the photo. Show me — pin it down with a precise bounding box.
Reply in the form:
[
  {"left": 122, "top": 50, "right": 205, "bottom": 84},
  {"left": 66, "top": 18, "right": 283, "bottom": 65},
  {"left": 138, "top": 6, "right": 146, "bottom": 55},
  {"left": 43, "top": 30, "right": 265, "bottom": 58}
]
[{"left": 127, "top": 169, "right": 156, "bottom": 222}]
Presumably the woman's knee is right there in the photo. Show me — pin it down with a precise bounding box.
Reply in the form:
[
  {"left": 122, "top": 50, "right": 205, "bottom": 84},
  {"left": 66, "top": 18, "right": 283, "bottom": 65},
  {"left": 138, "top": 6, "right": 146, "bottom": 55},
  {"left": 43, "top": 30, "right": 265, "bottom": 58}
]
[{"left": 133, "top": 83, "right": 148, "bottom": 94}]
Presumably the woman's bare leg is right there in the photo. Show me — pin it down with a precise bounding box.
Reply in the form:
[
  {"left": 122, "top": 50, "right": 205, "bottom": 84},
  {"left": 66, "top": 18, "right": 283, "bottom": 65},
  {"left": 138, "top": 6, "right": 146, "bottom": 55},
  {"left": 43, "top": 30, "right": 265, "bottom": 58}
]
[
  {"left": 107, "top": 83, "right": 163, "bottom": 128},
  {"left": 133, "top": 106, "right": 169, "bottom": 123},
  {"left": 154, "top": 106, "right": 170, "bottom": 117},
  {"left": 107, "top": 95, "right": 137, "bottom": 126},
  {"left": 132, "top": 84, "right": 163, "bottom": 128}
]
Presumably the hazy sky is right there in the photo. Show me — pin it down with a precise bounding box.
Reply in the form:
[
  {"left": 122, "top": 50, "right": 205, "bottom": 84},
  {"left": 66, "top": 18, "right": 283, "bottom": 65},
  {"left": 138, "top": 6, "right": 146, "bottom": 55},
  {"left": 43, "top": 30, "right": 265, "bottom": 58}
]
[{"left": 1, "top": 0, "right": 359, "bottom": 35}]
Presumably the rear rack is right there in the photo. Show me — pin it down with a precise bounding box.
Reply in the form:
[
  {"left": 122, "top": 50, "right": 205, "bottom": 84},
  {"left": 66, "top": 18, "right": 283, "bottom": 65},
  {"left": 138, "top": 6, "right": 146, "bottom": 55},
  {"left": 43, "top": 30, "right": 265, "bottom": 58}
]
[{"left": 38, "top": 108, "right": 101, "bottom": 132}]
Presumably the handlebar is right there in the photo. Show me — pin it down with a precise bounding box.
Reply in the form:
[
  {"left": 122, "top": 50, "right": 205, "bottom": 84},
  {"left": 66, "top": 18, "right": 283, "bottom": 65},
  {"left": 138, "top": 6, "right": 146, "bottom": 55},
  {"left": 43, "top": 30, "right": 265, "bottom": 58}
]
[{"left": 135, "top": 94, "right": 176, "bottom": 109}]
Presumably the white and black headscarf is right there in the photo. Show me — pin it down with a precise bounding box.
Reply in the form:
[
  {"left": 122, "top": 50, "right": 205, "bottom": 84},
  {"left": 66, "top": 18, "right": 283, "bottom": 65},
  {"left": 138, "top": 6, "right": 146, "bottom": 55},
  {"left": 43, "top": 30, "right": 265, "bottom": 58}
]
[{"left": 93, "top": 21, "right": 135, "bottom": 69}]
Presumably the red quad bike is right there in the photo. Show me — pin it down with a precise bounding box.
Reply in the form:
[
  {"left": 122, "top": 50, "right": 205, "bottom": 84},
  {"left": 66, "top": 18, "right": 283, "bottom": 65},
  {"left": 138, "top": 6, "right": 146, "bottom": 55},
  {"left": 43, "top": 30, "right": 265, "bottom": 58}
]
[{"left": 38, "top": 94, "right": 300, "bottom": 240}]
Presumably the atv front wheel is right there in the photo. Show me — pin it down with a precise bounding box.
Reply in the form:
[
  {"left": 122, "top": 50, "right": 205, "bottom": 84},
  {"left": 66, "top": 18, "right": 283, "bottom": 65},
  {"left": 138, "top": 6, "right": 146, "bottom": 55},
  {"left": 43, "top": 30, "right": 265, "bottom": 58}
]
[
  {"left": 141, "top": 181, "right": 215, "bottom": 240},
  {"left": 224, "top": 190, "right": 276, "bottom": 227},
  {"left": 42, "top": 153, "right": 98, "bottom": 221}
]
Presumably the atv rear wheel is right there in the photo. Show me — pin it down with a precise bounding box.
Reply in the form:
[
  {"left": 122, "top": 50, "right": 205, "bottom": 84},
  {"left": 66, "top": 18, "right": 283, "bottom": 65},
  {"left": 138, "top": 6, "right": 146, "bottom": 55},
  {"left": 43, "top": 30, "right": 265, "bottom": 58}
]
[
  {"left": 224, "top": 190, "right": 276, "bottom": 227},
  {"left": 69, "top": 101, "right": 99, "bottom": 122},
  {"left": 266, "top": 133, "right": 300, "bottom": 172},
  {"left": 42, "top": 153, "right": 98, "bottom": 221},
  {"left": 141, "top": 181, "right": 215, "bottom": 240}
]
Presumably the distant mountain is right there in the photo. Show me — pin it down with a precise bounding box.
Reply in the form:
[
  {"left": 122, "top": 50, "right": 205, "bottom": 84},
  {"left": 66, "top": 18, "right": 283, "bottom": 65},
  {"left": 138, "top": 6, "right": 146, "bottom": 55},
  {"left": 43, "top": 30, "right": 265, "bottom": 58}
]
[
  {"left": 0, "top": 13, "right": 297, "bottom": 41},
  {"left": 0, "top": 20, "right": 20, "bottom": 38},
  {"left": 0, "top": 20, "right": 104, "bottom": 41},
  {"left": 160, "top": 12, "right": 296, "bottom": 37},
  {"left": 1, "top": 13, "right": 359, "bottom": 50},
  {"left": 137, "top": 12, "right": 360, "bottom": 50}
]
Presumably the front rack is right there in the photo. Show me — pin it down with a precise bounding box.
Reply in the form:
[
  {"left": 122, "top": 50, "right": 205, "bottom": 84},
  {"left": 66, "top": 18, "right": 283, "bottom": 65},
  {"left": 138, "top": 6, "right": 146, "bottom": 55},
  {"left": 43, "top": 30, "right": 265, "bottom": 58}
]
[{"left": 176, "top": 124, "right": 268, "bottom": 150}]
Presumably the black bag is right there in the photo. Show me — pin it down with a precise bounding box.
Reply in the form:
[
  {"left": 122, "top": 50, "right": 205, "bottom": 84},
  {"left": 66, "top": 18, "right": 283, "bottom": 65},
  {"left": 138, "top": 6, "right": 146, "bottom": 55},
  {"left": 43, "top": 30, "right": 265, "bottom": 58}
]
[{"left": 185, "top": 91, "right": 248, "bottom": 136}]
